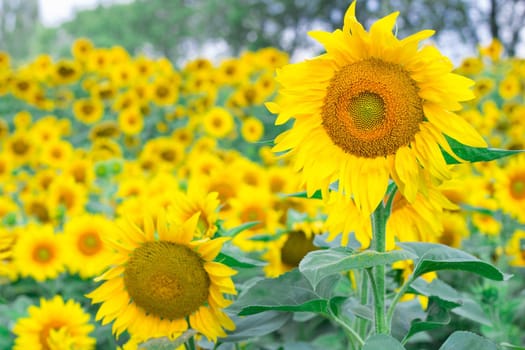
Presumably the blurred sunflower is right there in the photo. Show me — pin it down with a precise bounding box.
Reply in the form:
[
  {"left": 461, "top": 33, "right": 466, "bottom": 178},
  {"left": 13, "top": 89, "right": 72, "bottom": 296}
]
[
  {"left": 52, "top": 59, "right": 82, "bottom": 85},
  {"left": 12, "top": 224, "right": 64, "bottom": 281},
  {"left": 203, "top": 107, "right": 234, "bottom": 138},
  {"left": 62, "top": 214, "right": 112, "bottom": 278},
  {"left": 263, "top": 221, "right": 323, "bottom": 277},
  {"left": 118, "top": 107, "right": 144, "bottom": 135},
  {"left": 12, "top": 295, "right": 95, "bottom": 350},
  {"left": 494, "top": 154, "right": 525, "bottom": 222},
  {"left": 71, "top": 37, "right": 94, "bottom": 62},
  {"left": 150, "top": 77, "right": 178, "bottom": 106},
  {"left": 505, "top": 229, "right": 525, "bottom": 267},
  {"left": 87, "top": 212, "right": 236, "bottom": 342},
  {"left": 73, "top": 98, "right": 105, "bottom": 124},
  {"left": 241, "top": 116, "right": 264, "bottom": 143},
  {"left": 270, "top": 1, "right": 486, "bottom": 215}
]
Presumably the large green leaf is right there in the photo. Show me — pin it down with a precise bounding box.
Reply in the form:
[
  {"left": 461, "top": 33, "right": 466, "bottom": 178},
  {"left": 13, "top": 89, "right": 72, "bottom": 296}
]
[
  {"left": 363, "top": 335, "right": 406, "bottom": 350},
  {"left": 233, "top": 269, "right": 341, "bottom": 316},
  {"left": 220, "top": 311, "right": 292, "bottom": 342},
  {"left": 443, "top": 135, "right": 523, "bottom": 164},
  {"left": 299, "top": 248, "right": 416, "bottom": 288},
  {"left": 438, "top": 331, "right": 498, "bottom": 350},
  {"left": 408, "top": 278, "right": 492, "bottom": 326},
  {"left": 401, "top": 300, "right": 451, "bottom": 344},
  {"left": 398, "top": 242, "right": 510, "bottom": 281},
  {"left": 215, "top": 252, "right": 264, "bottom": 268}
]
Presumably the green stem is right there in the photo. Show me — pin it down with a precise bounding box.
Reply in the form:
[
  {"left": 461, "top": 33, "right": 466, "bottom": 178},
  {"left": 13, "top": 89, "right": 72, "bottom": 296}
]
[
  {"left": 386, "top": 275, "right": 414, "bottom": 329},
  {"left": 356, "top": 271, "right": 369, "bottom": 339},
  {"left": 329, "top": 306, "right": 365, "bottom": 347},
  {"left": 371, "top": 203, "right": 387, "bottom": 334}
]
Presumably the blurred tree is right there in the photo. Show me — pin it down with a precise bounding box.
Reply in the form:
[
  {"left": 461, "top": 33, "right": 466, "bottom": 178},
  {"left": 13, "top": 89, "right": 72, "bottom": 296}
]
[
  {"left": 33, "top": 0, "right": 525, "bottom": 63},
  {"left": 0, "top": 0, "right": 39, "bottom": 61}
]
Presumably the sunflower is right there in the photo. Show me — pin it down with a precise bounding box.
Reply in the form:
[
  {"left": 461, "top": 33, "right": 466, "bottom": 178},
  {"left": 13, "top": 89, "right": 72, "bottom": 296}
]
[
  {"left": 5, "top": 130, "right": 35, "bottom": 166},
  {"left": 12, "top": 295, "right": 95, "bottom": 350},
  {"left": 71, "top": 37, "right": 94, "bottom": 62},
  {"left": 150, "top": 78, "right": 178, "bottom": 106},
  {"left": 505, "top": 229, "right": 525, "bottom": 267},
  {"left": 498, "top": 75, "right": 520, "bottom": 100},
  {"left": 87, "top": 212, "right": 236, "bottom": 342},
  {"left": 494, "top": 153, "right": 525, "bottom": 222},
  {"left": 12, "top": 224, "right": 64, "bottom": 281},
  {"left": 118, "top": 107, "right": 144, "bottom": 135},
  {"left": 269, "top": 1, "right": 486, "bottom": 215},
  {"left": 62, "top": 214, "right": 112, "bottom": 278},
  {"left": 47, "top": 175, "right": 88, "bottom": 218},
  {"left": 39, "top": 139, "right": 74, "bottom": 169},
  {"left": 438, "top": 211, "right": 469, "bottom": 248},
  {"left": 263, "top": 221, "right": 323, "bottom": 277},
  {"left": 169, "top": 183, "right": 220, "bottom": 239},
  {"left": 73, "top": 98, "right": 105, "bottom": 124},
  {"left": 52, "top": 59, "right": 82, "bottom": 85},
  {"left": 241, "top": 116, "right": 264, "bottom": 143},
  {"left": 203, "top": 107, "right": 235, "bottom": 138}
]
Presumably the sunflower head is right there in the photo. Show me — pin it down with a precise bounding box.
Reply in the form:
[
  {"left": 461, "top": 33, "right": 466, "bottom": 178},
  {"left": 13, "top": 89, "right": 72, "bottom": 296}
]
[
  {"left": 270, "top": 0, "right": 486, "bottom": 215},
  {"left": 87, "top": 211, "right": 236, "bottom": 342}
]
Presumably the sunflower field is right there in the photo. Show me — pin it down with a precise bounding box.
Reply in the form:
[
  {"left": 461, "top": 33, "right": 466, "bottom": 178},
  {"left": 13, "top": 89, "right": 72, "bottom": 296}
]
[{"left": 1, "top": 1, "right": 525, "bottom": 350}]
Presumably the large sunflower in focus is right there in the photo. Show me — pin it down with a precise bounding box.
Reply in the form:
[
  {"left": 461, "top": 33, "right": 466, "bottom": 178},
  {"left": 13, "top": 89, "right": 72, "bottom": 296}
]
[
  {"left": 270, "top": 1, "right": 486, "bottom": 214},
  {"left": 87, "top": 212, "right": 236, "bottom": 343}
]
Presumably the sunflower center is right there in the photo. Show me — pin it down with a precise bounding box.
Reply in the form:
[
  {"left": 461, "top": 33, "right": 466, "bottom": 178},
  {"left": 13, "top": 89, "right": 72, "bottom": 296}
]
[
  {"left": 77, "top": 231, "right": 102, "bottom": 256},
  {"left": 281, "top": 231, "right": 318, "bottom": 267},
  {"left": 33, "top": 244, "right": 54, "bottom": 263},
  {"left": 510, "top": 174, "right": 525, "bottom": 200},
  {"left": 322, "top": 58, "right": 423, "bottom": 158},
  {"left": 12, "top": 139, "right": 30, "bottom": 155},
  {"left": 348, "top": 92, "right": 385, "bottom": 131},
  {"left": 124, "top": 241, "right": 210, "bottom": 320}
]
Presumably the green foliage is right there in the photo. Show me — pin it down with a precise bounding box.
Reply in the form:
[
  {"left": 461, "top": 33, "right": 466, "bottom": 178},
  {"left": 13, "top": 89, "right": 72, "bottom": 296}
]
[
  {"left": 443, "top": 136, "right": 523, "bottom": 164},
  {"left": 439, "top": 331, "right": 498, "bottom": 350},
  {"left": 362, "top": 334, "right": 406, "bottom": 349}
]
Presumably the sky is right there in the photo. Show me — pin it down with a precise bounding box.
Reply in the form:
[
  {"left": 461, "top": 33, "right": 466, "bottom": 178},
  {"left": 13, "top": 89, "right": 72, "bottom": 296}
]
[{"left": 38, "top": 0, "right": 129, "bottom": 26}]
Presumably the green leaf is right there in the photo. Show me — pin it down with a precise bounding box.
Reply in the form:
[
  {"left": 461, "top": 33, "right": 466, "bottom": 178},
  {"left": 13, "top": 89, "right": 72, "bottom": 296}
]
[
  {"left": 299, "top": 248, "right": 416, "bottom": 288},
  {"left": 220, "top": 311, "right": 292, "bottom": 342},
  {"left": 439, "top": 331, "right": 498, "bottom": 350},
  {"left": 398, "top": 242, "right": 510, "bottom": 281},
  {"left": 451, "top": 298, "right": 492, "bottom": 327},
  {"left": 443, "top": 135, "right": 523, "bottom": 164},
  {"left": 215, "top": 252, "right": 264, "bottom": 268},
  {"left": 285, "top": 190, "right": 323, "bottom": 200},
  {"left": 233, "top": 270, "right": 341, "bottom": 316},
  {"left": 402, "top": 299, "right": 451, "bottom": 344},
  {"left": 222, "top": 221, "right": 261, "bottom": 237},
  {"left": 500, "top": 342, "right": 525, "bottom": 350},
  {"left": 363, "top": 334, "right": 406, "bottom": 350},
  {"left": 408, "top": 278, "right": 463, "bottom": 309}
]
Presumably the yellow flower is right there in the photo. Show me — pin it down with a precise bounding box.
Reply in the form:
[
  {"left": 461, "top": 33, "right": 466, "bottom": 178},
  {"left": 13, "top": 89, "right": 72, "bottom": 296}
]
[
  {"left": 52, "top": 59, "right": 82, "bottom": 84},
  {"left": 479, "top": 39, "right": 504, "bottom": 61},
  {"left": 494, "top": 153, "right": 525, "bottom": 222},
  {"left": 5, "top": 130, "right": 35, "bottom": 166},
  {"left": 73, "top": 98, "right": 105, "bottom": 124},
  {"left": 118, "top": 107, "right": 144, "bottom": 135},
  {"left": 150, "top": 77, "right": 179, "bottom": 106},
  {"left": 241, "top": 116, "right": 264, "bottom": 143},
  {"left": 39, "top": 139, "right": 74, "bottom": 169},
  {"left": 71, "top": 37, "right": 94, "bottom": 61},
  {"left": 270, "top": 1, "right": 486, "bottom": 215},
  {"left": 12, "top": 295, "right": 95, "bottom": 350},
  {"left": 438, "top": 211, "right": 469, "bottom": 248},
  {"left": 63, "top": 214, "right": 112, "bottom": 278},
  {"left": 87, "top": 212, "right": 236, "bottom": 342},
  {"left": 263, "top": 221, "right": 323, "bottom": 277},
  {"left": 47, "top": 175, "right": 88, "bottom": 218},
  {"left": 203, "top": 107, "right": 235, "bottom": 138},
  {"left": 505, "top": 229, "right": 525, "bottom": 266},
  {"left": 498, "top": 75, "right": 520, "bottom": 100},
  {"left": 12, "top": 224, "right": 64, "bottom": 281}
]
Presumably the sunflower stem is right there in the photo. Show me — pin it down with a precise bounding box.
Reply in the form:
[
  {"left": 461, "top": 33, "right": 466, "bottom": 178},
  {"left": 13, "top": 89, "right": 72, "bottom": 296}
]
[
  {"left": 356, "top": 270, "right": 369, "bottom": 339},
  {"left": 371, "top": 202, "right": 388, "bottom": 334},
  {"left": 386, "top": 274, "right": 414, "bottom": 330}
]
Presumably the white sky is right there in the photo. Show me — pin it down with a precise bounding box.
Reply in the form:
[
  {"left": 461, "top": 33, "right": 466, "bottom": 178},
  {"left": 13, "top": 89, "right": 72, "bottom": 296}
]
[{"left": 38, "top": 0, "right": 128, "bottom": 26}]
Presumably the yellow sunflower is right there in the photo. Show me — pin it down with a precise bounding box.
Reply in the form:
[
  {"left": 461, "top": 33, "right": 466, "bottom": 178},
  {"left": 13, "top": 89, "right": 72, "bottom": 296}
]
[
  {"left": 12, "top": 295, "right": 95, "bottom": 350},
  {"left": 505, "top": 229, "right": 525, "bottom": 267},
  {"left": 269, "top": 1, "right": 486, "bottom": 215},
  {"left": 494, "top": 153, "right": 525, "bottom": 222},
  {"left": 169, "top": 183, "right": 220, "bottom": 239},
  {"left": 118, "top": 107, "right": 144, "bottom": 135},
  {"left": 62, "top": 214, "right": 112, "bottom": 279},
  {"left": 12, "top": 224, "right": 64, "bottom": 281},
  {"left": 263, "top": 221, "right": 323, "bottom": 277},
  {"left": 203, "top": 107, "right": 235, "bottom": 139},
  {"left": 73, "top": 98, "right": 105, "bottom": 124},
  {"left": 241, "top": 116, "right": 264, "bottom": 143},
  {"left": 87, "top": 212, "right": 236, "bottom": 342}
]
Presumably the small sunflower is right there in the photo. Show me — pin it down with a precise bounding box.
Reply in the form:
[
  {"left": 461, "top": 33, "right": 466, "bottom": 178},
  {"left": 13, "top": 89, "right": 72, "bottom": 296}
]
[
  {"left": 270, "top": 1, "right": 486, "bottom": 215},
  {"left": 203, "top": 107, "right": 235, "bottom": 139},
  {"left": 505, "top": 229, "right": 525, "bottom": 267},
  {"left": 73, "top": 98, "right": 105, "bottom": 124},
  {"left": 62, "top": 214, "right": 112, "bottom": 279},
  {"left": 12, "top": 295, "right": 95, "bottom": 350},
  {"left": 241, "top": 116, "right": 264, "bottom": 143},
  {"left": 263, "top": 221, "right": 323, "bottom": 277},
  {"left": 118, "top": 107, "right": 144, "bottom": 135},
  {"left": 12, "top": 224, "right": 64, "bottom": 281},
  {"left": 87, "top": 212, "right": 236, "bottom": 342},
  {"left": 494, "top": 154, "right": 525, "bottom": 222}
]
